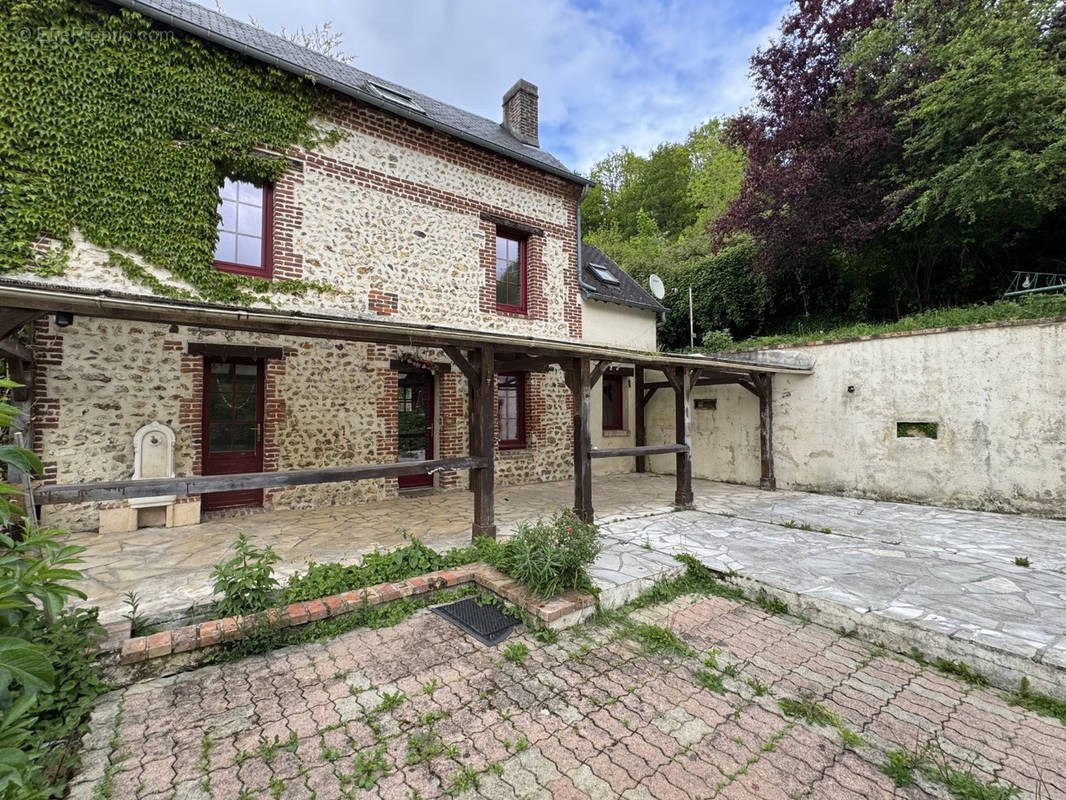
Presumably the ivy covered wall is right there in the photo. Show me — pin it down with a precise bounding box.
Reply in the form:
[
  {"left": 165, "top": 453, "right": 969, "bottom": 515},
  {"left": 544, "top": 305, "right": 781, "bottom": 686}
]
[{"left": 0, "top": 0, "right": 335, "bottom": 304}]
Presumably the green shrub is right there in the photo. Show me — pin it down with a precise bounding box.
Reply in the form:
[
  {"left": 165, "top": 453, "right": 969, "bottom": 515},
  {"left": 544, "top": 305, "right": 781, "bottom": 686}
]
[
  {"left": 211, "top": 534, "right": 280, "bottom": 617},
  {"left": 498, "top": 509, "right": 601, "bottom": 599}
]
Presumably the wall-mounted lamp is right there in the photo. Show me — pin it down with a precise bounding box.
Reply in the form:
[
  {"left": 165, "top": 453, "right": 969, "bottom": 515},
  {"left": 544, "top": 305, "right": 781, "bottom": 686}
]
[{"left": 53, "top": 312, "right": 74, "bottom": 328}]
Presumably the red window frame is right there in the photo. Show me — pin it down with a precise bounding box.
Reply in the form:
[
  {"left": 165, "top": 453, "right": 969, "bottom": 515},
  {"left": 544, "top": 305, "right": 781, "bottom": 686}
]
[
  {"left": 494, "top": 229, "right": 527, "bottom": 313},
  {"left": 602, "top": 374, "right": 624, "bottom": 431},
  {"left": 497, "top": 372, "right": 527, "bottom": 450},
  {"left": 213, "top": 179, "right": 274, "bottom": 279}
]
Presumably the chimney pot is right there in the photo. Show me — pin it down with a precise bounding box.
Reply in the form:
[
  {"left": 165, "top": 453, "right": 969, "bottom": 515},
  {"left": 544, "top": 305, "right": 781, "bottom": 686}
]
[{"left": 502, "top": 79, "right": 539, "bottom": 148}]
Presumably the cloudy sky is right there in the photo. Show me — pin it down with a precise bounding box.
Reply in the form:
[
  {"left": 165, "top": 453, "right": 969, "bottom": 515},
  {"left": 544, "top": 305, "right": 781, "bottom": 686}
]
[{"left": 212, "top": 0, "right": 788, "bottom": 174}]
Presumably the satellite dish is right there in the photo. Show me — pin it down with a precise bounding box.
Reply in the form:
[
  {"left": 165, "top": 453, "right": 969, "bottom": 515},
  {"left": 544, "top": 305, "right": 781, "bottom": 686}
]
[{"left": 648, "top": 274, "right": 665, "bottom": 300}]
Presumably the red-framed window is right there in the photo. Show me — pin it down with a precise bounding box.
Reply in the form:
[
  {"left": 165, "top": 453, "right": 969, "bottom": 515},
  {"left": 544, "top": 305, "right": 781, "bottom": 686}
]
[
  {"left": 495, "top": 230, "right": 527, "bottom": 312},
  {"left": 602, "top": 374, "right": 624, "bottom": 431},
  {"left": 497, "top": 372, "right": 527, "bottom": 449},
  {"left": 214, "top": 177, "right": 273, "bottom": 279}
]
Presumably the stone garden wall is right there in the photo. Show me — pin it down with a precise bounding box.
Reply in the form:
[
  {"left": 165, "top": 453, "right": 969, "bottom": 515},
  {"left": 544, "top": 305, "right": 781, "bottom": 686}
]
[{"left": 644, "top": 317, "right": 1066, "bottom": 516}]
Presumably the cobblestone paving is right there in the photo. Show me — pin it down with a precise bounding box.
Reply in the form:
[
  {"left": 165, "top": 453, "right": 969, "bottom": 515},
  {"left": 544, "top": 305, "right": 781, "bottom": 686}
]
[{"left": 74, "top": 594, "right": 1066, "bottom": 799}]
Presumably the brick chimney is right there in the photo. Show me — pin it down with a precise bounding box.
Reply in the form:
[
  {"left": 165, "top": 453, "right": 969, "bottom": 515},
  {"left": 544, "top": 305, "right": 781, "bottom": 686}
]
[{"left": 502, "top": 79, "right": 539, "bottom": 148}]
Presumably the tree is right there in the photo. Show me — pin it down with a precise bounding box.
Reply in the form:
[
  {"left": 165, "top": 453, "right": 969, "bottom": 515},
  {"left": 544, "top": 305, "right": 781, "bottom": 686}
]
[{"left": 716, "top": 0, "right": 897, "bottom": 282}]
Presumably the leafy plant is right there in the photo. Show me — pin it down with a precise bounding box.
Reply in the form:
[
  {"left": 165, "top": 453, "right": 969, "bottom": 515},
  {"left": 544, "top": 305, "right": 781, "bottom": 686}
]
[
  {"left": 349, "top": 745, "right": 389, "bottom": 790},
  {"left": 211, "top": 534, "right": 280, "bottom": 618},
  {"left": 777, "top": 696, "right": 841, "bottom": 727},
  {"left": 630, "top": 623, "right": 694, "bottom": 658},
  {"left": 121, "top": 591, "right": 151, "bottom": 637},
  {"left": 498, "top": 509, "right": 601, "bottom": 598},
  {"left": 1009, "top": 677, "right": 1066, "bottom": 727},
  {"left": 502, "top": 642, "right": 528, "bottom": 664},
  {"left": 1013, "top": 556, "right": 1030, "bottom": 568}
]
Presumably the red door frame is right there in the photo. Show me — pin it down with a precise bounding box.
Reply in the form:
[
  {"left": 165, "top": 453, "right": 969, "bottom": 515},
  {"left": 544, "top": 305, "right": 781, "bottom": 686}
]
[
  {"left": 398, "top": 371, "right": 435, "bottom": 490},
  {"left": 201, "top": 357, "right": 265, "bottom": 511}
]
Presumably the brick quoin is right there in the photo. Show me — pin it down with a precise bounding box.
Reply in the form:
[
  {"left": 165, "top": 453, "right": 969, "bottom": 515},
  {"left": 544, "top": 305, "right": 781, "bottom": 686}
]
[
  {"left": 368, "top": 290, "right": 399, "bottom": 316},
  {"left": 261, "top": 349, "right": 293, "bottom": 508},
  {"left": 29, "top": 318, "right": 61, "bottom": 484}
]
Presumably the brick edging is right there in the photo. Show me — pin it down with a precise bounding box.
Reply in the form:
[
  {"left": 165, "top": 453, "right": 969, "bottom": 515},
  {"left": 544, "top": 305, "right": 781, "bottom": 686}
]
[
  {"left": 119, "top": 563, "right": 595, "bottom": 664},
  {"left": 723, "top": 314, "right": 1066, "bottom": 353}
]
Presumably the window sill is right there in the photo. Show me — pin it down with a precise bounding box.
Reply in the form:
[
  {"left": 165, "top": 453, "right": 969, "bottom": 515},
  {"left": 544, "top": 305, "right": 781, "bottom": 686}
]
[
  {"left": 601, "top": 429, "right": 630, "bottom": 437},
  {"left": 214, "top": 261, "right": 273, "bottom": 280},
  {"left": 497, "top": 446, "right": 531, "bottom": 458},
  {"left": 494, "top": 305, "right": 528, "bottom": 317}
]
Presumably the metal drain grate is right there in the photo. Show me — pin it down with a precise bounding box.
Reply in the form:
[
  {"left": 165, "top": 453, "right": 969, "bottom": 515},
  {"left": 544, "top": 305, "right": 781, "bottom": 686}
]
[{"left": 432, "top": 597, "right": 517, "bottom": 646}]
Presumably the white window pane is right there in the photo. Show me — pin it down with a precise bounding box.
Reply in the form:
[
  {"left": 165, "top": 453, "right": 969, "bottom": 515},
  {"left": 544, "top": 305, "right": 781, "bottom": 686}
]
[
  {"left": 219, "top": 178, "right": 237, "bottom": 201},
  {"left": 214, "top": 231, "right": 236, "bottom": 262},
  {"left": 238, "top": 181, "right": 263, "bottom": 206},
  {"left": 237, "top": 203, "right": 262, "bottom": 236},
  {"left": 218, "top": 200, "right": 237, "bottom": 233},
  {"left": 236, "top": 234, "right": 262, "bottom": 267}
]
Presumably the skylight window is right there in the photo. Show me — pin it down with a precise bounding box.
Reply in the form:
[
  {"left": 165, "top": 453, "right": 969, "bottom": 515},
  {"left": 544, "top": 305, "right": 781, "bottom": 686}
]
[
  {"left": 366, "top": 81, "right": 424, "bottom": 113},
  {"left": 588, "top": 263, "right": 621, "bottom": 286}
]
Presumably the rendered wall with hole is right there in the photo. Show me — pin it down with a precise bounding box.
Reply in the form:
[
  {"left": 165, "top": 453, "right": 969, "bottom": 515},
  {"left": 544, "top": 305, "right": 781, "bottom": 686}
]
[{"left": 644, "top": 317, "right": 1066, "bottom": 516}]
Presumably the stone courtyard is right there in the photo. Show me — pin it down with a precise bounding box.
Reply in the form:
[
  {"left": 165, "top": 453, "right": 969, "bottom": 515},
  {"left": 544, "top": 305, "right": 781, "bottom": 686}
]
[{"left": 72, "top": 589, "right": 1065, "bottom": 800}]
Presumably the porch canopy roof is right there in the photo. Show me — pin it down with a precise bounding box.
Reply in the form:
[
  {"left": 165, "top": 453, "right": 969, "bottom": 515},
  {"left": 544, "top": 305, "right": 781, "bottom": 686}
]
[
  {"left": 0, "top": 280, "right": 812, "bottom": 375},
  {"left": 1, "top": 279, "right": 811, "bottom": 537}
]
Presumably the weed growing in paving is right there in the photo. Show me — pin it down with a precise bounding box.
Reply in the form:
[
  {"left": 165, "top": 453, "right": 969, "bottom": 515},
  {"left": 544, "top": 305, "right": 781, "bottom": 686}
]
[
  {"left": 777, "top": 696, "right": 841, "bottom": 727},
  {"left": 839, "top": 727, "right": 864, "bottom": 748},
  {"left": 1013, "top": 556, "right": 1030, "bottom": 567},
  {"left": 532, "top": 627, "right": 558, "bottom": 644},
  {"left": 745, "top": 676, "right": 770, "bottom": 696},
  {"left": 1008, "top": 677, "right": 1066, "bottom": 727},
  {"left": 347, "top": 745, "right": 390, "bottom": 790},
  {"left": 881, "top": 746, "right": 1019, "bottom": 799},
  {"left": 754, "top": 589, "right": 788, "bottom": 615},
  {"left": 376, "top": 690, "right": 406, "bottom": 714},
  {"left": 695, "top": 668, "right": 726, "bottom": 693},
  {"left": 630, "top": 623, "right": 695, "bottom": 657},
  {"left": 446, "top": 765, "right": 481, "bottom": 795},
  {"left": 503, "top": 641, "right": 529, "bottom": 664},
  {"left": 421, "top": 678, "right": 439, "bottom": 695},
  {"left": 935, "top": 658, "right": 989, "bottom": 687}
]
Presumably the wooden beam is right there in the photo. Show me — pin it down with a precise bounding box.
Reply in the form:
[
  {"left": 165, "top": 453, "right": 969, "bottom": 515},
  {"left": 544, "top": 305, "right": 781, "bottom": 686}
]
[
  {"left": 738, "top": 379, "right": 759, "bottom": 397},
  {"left": 495, "top": 356, "right": 556, "bottom": 373},
  {"left": 470, "top": 345, "right": 496, "bottom": 539},
  {"left": 588, "top": 359, "right": 611, "bottom": 388},
  {"left": 753, "top": 372, "right": 776, "bottom": 491},
  {"left": 634, "top": 366, "right": 647, "bottom": 472},
  {"left": 662, "top": 368, "right": 683, "bottom": 395},
  {"left": 673, "top": 367, "right": 694, "bottom": 507},
  {"left": 571, "top": 358, "right": 593, "bottom": 523},
  {"left": 442, "top": 345, "right": 480, "bottom": 385},
  {"left": 33, "top": 456, "right": 490, "bottom": 506},
  {"left": 591, "top": 443, "right": 688, "bottom": 459},
  {"left": 0, "top": 309, "right": 40, "bottom": 341},
  {"left": 0, "top": 338, "right": 33, "bottom": 364}
]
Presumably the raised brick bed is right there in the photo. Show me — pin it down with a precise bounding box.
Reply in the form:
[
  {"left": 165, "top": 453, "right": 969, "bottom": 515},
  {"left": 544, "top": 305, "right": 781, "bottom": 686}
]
[{"left": 119, "top": 562, "right": 595, "bottom": 665}]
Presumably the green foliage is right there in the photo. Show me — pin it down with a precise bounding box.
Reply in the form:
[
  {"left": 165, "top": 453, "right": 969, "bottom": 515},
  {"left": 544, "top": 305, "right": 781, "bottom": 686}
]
[
  {"left": 1009, "top": 677, "right": 1066, "bottom": 727},
  {"left": 694, "top": 668, "right": 725, "bottom": 693},
  {"left": 629, "top": 624, "right": 694, "bottom": 658},
  {"left": 210, "top": 534, "right": 280, "bottom": 618},
  {"left": 730, "top": 295, "right": 1066, "bottom": 350},
  {"left": 934, "top": 658, "right": 988, "bottom": 688},
  {"left": 445, "top": 765, "right": 480, "bottom": 796},
  {"left": 839, "top": 727, "right": 864, "bottom": 749},
  {"left": 121, "top": 591, "right": 150, "bottom": 638},
  {"left": 753, "top": 590, "right": 788, "bottom": 616},
  {"left": 284, "top": 537, "right": 445, "bottom": 604},
  {"left": 1013, "top": 556, "right": 1030, "bottom": 568},
  {"left": 777, "top": 696, "right": 841, "bottom": 728},
  {"left": 881, "top": 748, "right": 922, "bottom": 787},
  {"left": 0, "top": 0, "right": 336, "bottom": 304},
  {"left": 498, "top": 509, "right": 601, "bottom": 599},
  {"left": 349, "top": 745, "right": 389, "bottom": 790},
  {"left": 502, "top": 642, "right": 528, "bottom": 664}
]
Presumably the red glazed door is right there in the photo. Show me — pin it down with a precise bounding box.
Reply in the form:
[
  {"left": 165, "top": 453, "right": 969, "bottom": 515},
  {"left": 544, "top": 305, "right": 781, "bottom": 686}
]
[
  {"left": 202, "top": 358, "right": 264, "bottom": 511},
  {"left": 397, "top": 370, "right": 434, "bottom": 489}
]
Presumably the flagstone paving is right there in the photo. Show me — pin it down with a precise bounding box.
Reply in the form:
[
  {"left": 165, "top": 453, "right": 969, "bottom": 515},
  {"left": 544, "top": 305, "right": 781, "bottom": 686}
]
[
  {"left": 71, "top": 591, "right": 1066, "bottom": 800},
  {"left": 68, "top": 475, "right": 1066, "bottom": 648}
]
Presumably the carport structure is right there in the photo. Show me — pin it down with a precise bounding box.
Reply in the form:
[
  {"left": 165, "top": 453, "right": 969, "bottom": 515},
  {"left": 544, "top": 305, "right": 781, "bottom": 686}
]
[{"left": 0, "top": 281, "right": 812, "bottom": 538}]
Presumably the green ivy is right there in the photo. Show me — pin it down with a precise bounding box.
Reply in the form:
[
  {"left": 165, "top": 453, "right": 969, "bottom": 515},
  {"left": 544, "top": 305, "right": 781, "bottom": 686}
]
[{"left": 0, "top": 0, "right": 338, "bottom": 305}]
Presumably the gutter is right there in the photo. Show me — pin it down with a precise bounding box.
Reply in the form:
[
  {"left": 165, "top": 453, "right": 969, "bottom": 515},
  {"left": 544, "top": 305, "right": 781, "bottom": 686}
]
[{"left": 109, "top": 0, "right": 591, "bottom": 188}]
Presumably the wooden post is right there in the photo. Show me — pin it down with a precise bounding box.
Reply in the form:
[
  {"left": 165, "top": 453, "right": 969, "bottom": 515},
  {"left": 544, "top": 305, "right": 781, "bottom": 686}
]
[
  {"left": 567, "top": 358, "right": 594, "bottom": 523},
  {"left": 469, "top": 345, "right": 496, "bottom": 539},
  {"left": 634, "top": 366, "right": 647, "bottom": 473},
  {"left": 673, "top": 367, "right": 694, "bottom": 507},
  {"left": 753, "top": 372, "right": 776, "bottom": 491}
]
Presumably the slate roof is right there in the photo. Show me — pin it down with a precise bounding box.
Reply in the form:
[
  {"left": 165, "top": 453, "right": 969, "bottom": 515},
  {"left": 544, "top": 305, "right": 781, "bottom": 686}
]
[
  {"left": 580, "top": 243, "right": 666, "bottom": 314},
  {"left": 111, "top": 0, "right": 588, "bottom": 185}
]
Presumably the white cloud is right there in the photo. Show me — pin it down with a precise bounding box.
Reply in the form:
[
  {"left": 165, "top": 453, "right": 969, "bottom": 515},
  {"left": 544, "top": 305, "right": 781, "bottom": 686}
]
[{"left": 212, "top": 0, "right": 788, "bottom": 172}]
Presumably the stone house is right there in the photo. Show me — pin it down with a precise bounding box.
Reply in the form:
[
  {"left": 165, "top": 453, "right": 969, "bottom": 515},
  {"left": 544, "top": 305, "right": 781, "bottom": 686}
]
[{"left": 14, "top": 0, "right": 671, "bottom": 534}]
